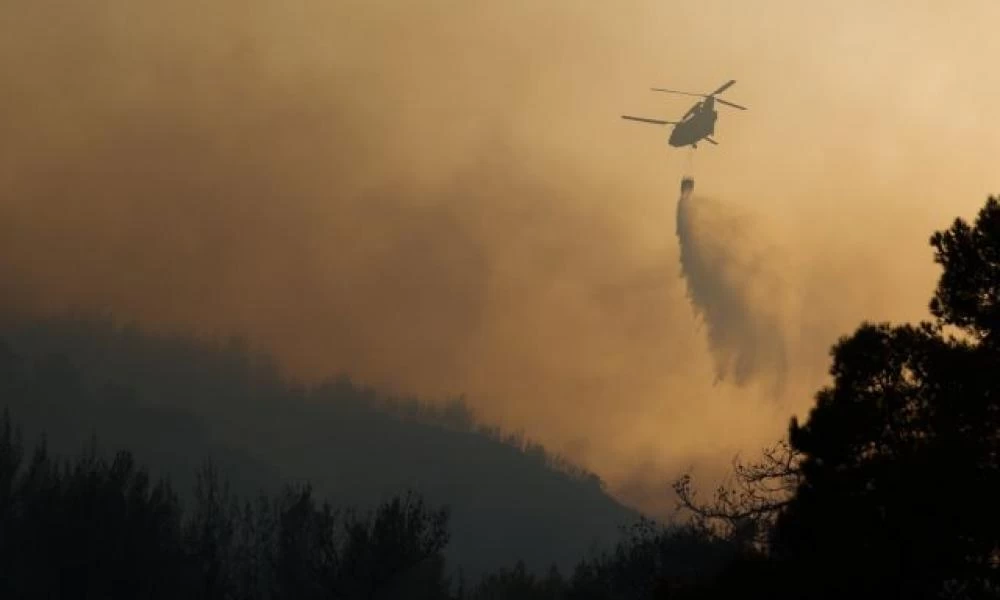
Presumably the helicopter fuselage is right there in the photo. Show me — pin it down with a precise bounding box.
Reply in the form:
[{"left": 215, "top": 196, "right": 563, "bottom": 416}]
[{"left": 668, "top": 107, "right": 717, "bottom": 148}]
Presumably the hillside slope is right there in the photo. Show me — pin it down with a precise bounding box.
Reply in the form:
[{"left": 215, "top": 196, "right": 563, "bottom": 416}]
[{"left": 0, "top": 316, "right": 640, "bottom": 579}]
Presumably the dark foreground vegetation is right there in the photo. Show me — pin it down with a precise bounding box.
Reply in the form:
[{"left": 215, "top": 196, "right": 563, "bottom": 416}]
[
  {"left": 0, "top": 411, "right": 743, "bottom": 599},
  {"left": 2, "top": 196, "right": 1000, "bottom": 598}
]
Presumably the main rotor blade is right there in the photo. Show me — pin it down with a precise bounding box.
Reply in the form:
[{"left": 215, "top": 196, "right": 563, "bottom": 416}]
[
  {"left": 621, "top": 115, "right": 675, "bottom": 125},
  {"left": 704, "top": 137, "right": 719, "bottom": 145},
  {"left": 715, "top": 98, "right": 747, "bottom": 110},
  {"left": 711, "top": 79, "right": 736, "bottom": 95},
  {"left": 650, "top": 88, "right": 705, "bottom": 98}
]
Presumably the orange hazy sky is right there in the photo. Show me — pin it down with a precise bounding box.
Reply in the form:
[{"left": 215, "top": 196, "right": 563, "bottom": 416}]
[{"left": 2, "top": 0, "right": 999, "bottom": 514}]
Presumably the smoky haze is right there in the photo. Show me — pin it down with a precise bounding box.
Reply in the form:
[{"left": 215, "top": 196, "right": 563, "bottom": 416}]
[{"left": 3, "top": 0, "right": 1000, "bottom": 515}]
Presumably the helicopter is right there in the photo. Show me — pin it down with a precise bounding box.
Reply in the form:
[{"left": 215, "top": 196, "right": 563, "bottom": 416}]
[{"left": 621, "top": 79, "right": 746, "bottom": 149}]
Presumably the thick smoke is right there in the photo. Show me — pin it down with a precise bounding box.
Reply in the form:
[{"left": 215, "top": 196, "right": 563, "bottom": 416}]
[
  {"left": 0, "top": 0, "right": 715, "bottom": 516},
  {"left": 675, "top": 179, "right": 792, "bottom": 393},
  {"left": 2, "top": 0, "right": 992, "bottom": 517}
]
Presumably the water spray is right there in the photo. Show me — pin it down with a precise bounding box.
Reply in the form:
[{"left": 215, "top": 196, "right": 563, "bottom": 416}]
[{"left": 674, "top": 175, "right": 788, "bottom": 393}]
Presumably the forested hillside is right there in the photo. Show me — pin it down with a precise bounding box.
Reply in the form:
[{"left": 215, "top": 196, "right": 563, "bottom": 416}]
[{"left": 0, "top": 316, "right": 637, "bottom": 580}]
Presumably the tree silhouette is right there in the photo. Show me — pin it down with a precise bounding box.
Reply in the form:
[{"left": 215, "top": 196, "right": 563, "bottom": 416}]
[
  {"left": 672, "top": 440, "right": 801, "bottom": 551},
  {"left": 773, "top": 197, "right": 1000, "bottom": 598},
  {"left": 929, "top": 197, "right": 1000, "bottom": 344},
  {"left": 183, "top": 459, "right": 239, "bottom": 599},
  {"left": 468, "top": 560, "right": 568, "bottom": 600},
  {"left": 0, "top": 406, "right": 456, "bottom": 599},
  {"left": 0, "top": 411, "right": 185, "bottom": 599}
]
